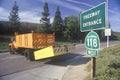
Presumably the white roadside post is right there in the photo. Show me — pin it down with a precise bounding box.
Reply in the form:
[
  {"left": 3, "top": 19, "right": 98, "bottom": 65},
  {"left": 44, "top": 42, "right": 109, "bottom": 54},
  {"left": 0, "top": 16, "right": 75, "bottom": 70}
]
[
  {"left": 105, "top": 28, "right": 111, "bottom": 47},
  {"left": 106, "top": 0, "right": 111, "bottom": 48}
]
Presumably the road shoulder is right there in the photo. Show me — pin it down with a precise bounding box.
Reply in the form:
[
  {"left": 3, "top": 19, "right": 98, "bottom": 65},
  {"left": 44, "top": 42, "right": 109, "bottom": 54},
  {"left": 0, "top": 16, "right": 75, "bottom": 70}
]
[{"left": 62, "top": 55, "right": 90, "bottom": 80}]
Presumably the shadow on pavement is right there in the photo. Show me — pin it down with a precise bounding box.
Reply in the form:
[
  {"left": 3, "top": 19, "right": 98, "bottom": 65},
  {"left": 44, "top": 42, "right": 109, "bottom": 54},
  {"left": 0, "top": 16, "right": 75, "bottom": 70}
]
[
  {"left": 70, "top": 56, "right": 90, "bottom": 66},
  {"left": 45, "top": 53, "right": 90, "bottom": 67}
]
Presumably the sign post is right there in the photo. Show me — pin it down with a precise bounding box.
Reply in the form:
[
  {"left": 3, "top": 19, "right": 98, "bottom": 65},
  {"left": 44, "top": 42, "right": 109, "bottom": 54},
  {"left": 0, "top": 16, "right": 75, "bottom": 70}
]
[
  {"left": 91, "top": 57, "right": 96, "bottom": 80},
  {"left": 85, "top": 31, "right": 100, "bottom": 80},
  {"left": 80, "top": 2, "right": 107, "bottom": 80}
]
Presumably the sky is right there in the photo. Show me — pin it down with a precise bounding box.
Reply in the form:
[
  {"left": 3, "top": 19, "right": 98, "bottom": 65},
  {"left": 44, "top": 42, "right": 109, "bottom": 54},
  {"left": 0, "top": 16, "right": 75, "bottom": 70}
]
[{"left": 0, "top": 0, "right": 120, "bottom": 32}]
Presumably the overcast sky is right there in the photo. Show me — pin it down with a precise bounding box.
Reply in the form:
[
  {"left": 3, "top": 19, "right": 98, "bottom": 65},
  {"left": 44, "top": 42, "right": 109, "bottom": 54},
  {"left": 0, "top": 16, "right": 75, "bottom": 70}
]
[{"left": 0, "top": 0, "right": 120, "bottom": 32}]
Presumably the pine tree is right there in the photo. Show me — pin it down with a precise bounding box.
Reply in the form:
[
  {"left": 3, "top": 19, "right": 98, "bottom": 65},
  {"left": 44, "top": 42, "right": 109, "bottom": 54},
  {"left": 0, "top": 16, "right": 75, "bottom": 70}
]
[
  {"left": 52, "top": 6, "right": 63, "bottom": 32},
  {"left": 40, "top": 2, "right": 50, "bottom": 33},
  {"left": 9, "top": 1, "right": 20, "bottom": 33}
]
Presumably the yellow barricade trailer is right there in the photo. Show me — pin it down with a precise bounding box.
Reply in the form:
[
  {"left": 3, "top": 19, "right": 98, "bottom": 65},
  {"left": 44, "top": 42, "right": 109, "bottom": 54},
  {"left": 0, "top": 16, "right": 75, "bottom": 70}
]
[{"left": 9, "top": 32, "right": 75, "bottom": 61}]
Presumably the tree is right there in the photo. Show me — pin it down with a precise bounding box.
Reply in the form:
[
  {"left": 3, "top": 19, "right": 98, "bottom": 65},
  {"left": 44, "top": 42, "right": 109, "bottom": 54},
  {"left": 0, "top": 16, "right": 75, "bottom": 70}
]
[
  {"left": 51, "top": 6, "right": 63, "bottom": 39},
  {"left": 39, "top": 2, "right": 50, "bottom": 33},
  {"left": 9, "top": 1, "right": 20, "bottom": 33},
  {"left": 51, "top": 6, "right": 63, "bottom": 32},
  {"left": 63, "top": 15, "right": 80, "bottom": 41},
  {"left": 40, "top": 2, "right": 50, "bottom": 24}
]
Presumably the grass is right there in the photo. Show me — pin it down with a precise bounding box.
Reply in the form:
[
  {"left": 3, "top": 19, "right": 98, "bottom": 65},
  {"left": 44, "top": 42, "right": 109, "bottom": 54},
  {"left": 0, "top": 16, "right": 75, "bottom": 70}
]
[
  {"left": 95, "top": 44, "right": 120, "bottom": 80},
  {"left": 55, "top": 41, "right": 79, "bottom": 47},
  {"left": 85, "top": 43, "right": 120, "bottom": 80}
]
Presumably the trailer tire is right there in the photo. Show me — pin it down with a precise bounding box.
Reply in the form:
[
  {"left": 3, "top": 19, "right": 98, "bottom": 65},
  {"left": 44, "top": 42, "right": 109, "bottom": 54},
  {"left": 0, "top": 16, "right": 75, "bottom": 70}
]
[
  {"left": 9, "top": 47, "right": 17, "bottom": 54},
  {"left": 24, "top": 49, "right": 34, "bottom": 61}
]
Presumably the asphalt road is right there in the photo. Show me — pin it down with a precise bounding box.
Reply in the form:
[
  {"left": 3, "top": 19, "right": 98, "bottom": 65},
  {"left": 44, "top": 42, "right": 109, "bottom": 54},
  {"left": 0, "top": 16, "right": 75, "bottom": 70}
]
[
  {"left": 0, "top": 50, "right": 79, "bottom": 77},
  {"left": 0, "top": 41, "right": 120, "bottom": 80}
]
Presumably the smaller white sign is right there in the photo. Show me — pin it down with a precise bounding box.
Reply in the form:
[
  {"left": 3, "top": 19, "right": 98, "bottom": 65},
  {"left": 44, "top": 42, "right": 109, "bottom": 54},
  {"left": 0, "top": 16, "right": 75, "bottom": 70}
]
[{"left": 105, "top": 28, "right": 111, "bottom": 36}]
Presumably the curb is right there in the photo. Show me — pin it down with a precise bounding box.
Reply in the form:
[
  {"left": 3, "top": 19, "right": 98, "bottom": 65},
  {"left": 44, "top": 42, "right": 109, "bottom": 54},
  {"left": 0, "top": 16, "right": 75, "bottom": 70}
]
[{"left": 61, "top": 53, "right": 90, "bottom": 80}]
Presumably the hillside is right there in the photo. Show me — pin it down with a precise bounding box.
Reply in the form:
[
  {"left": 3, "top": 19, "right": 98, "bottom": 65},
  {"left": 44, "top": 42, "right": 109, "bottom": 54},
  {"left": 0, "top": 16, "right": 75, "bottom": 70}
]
[
  {"left": 0, "top": 21, "right": 39, "bottom": 34},
  {"left": 95, "top": 43, "right": 120, "bottom": 80},
  {"left": 112, "top": 31, "right": 120, "bottom": 40}
]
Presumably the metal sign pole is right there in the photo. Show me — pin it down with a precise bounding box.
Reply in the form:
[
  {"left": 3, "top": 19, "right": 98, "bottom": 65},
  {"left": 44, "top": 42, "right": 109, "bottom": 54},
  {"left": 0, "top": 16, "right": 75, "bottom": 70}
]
[
  {"left": 91, "top": 57, "right": 96, "bottom": 80},
  {"left": 90, "top": 30, "right": 96, "bottom": 80},
  {"left": 107, "top": 36, "right": 109, "bottom": 47},
  {"left": 91, "top": 57, "right": 93, "bottom": 80},
  {"left": 106, "top": 0, "right": 109, "bottom": 48}
]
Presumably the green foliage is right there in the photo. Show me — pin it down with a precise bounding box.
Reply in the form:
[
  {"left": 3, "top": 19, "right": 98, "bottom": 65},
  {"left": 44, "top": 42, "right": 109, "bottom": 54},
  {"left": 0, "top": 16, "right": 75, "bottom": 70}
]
[
  {"left": 9, "top": 1, "right": 20, "bottom": 22},
  {"left": 51, "top": 6, "right": 63, "bottom": 32},
  {"left": 20, "top": 22, "right": 38, "bottom": 33},
  {"left": 94, "top": 44, "right": 120, "bottom": 80},
  {"left": 95, "top": 30, "right": 106, "bottom": 41},
  {"left": 51, "top": 6, "right": 64, "bottom": 40},
  {"left": 39, "top": 2, "right": 50, "bottom": 33},
  {"left": 41, "top": 2, "right": 50, "bottom": 24},
  {"left": 37, "top": 24, "right": 51, "bottom": 33},
  {"left": 63, "top": 15, "right": 80, "bottom": 41},
  {"left": 9, "top": 1, "right": 20, "bottom": 33}
]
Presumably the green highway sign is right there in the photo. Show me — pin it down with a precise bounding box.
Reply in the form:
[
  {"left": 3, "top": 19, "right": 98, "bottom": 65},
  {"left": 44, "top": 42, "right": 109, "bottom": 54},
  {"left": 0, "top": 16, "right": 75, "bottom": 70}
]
[
  {"left": 80, "top": 2, "right": 106, "bottom": 32},
  {"left": 86, "top": 49, "right": 98, "bottom": 57},
  {"left": 85, "top": 31, "right": 100, "bottom": 49}
]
